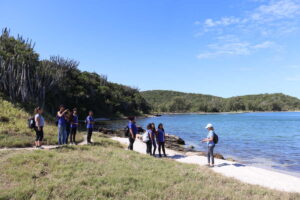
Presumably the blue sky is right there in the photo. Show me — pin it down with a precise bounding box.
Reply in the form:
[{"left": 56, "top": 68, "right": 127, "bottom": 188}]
[{"left": 1, "top": 0, "right": 300, "bottom": 98}]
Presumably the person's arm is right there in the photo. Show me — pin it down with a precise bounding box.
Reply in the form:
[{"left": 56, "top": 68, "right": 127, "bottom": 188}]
[
  {"left": 35, "top": 116, "right": 41, "bottom": 130},
  {"left": 149, "top": 131, "right": 153, "bottom": 140},
  {"left": 202, "top": 133, "right": 214, "bottom": 142},
  {"left": 202, "top": 137, "right": 213, "bottom": 142},
  {"left": 129, "top": 128, "right": 135, "bottom": 138},
  {"left": 57, "top": 110, "right": 67, "bottom": 117}
]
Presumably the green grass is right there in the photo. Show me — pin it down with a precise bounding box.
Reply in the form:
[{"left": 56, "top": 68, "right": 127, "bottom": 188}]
[
  {"left": 0, "top": 97, "right": 83, "bottom": 147},
  {"left": 0, "top": 135, "right": 299, "bottom": 200}
]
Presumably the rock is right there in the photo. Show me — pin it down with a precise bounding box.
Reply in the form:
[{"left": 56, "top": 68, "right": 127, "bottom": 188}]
[
  {"left": 165, "top": 134, "right": 185, "bottom": 145},
  {"left": 214, "top": 153, "right": 225, "bottom": 160},
  {"left": 226, "top": 157, "right": 236, "bottom": 162}
]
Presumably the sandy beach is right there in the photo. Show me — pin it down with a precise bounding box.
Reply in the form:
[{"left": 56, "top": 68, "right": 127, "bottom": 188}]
[{"left": 111, "top": 136, "right": 300, "bottom": 193}]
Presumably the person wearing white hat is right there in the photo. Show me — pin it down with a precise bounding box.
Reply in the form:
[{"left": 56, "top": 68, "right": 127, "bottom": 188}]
[{"left": 202, "top": 123, "right": 215, "bottom": 167}]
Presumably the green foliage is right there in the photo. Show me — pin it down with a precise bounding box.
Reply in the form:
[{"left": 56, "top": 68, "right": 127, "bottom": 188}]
[
  {"left": 142, "top": 90, "right": 300, "bottom": 113},
  {"left": 0, "top": 135, "right": 299, "bottom": 199},
  {"left": 0, "top": 29, "right": 150, "bottom": 117}
]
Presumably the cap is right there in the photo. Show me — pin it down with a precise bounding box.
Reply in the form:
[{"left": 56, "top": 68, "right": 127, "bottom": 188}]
[{"left": 205, "top": 123, "right": 213, "bottom": 129}]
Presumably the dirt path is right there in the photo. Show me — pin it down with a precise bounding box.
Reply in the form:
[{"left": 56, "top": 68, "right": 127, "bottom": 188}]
[{"left": 0, "top": 135, "right": 91, "bottom": 151}]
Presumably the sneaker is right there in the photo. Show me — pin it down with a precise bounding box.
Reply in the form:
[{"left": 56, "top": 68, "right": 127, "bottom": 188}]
[
  {"left": 164, "top": 154, "right": 167, "bottom": 157},
  {"left": 39, "top": 146, "right": 44, "bottom": 149}
]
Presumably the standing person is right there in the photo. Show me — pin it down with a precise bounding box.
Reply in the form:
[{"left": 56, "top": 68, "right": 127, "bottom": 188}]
[
  {"left": 128, "top": 116, "right": 138, "bottom": 150},
  {"left": 86, "top": 111, "right": 95, "bottom": 144},
  {"left": 65, "top": 110, "right": 71, "bottom": 144},
  {"left": 151, "top": 123, "right": 157, "bottom": 156},
  {"left": 70, "top": 108, "right": 79, "bottom": 145},
  {"left": 202, "top": 123, "right": 215, "bottom": 167},
  {"left": 57, "top": 105, "right": 68, "bottom": 145},
  {"left": 157, "top": 123, "right": 167, "bottom": 157},
  {"left": 34, "top": 107, "right": 45, "bottom": 149},
  {"left": 145, "top": 123, "right": 153, "bottom": 155}
]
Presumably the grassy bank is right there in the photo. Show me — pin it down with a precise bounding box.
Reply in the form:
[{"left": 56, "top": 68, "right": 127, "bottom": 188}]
[
  {"left": 0, "top": 97, "right": 83, "bottom": 147},
  {"left": 0, "top": 134, "right": 299, "bottom": 200}
]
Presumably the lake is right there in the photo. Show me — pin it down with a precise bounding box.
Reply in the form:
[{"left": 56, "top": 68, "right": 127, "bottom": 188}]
[{"left": 101, "top": 112, "right": 300, "bottom": 176}]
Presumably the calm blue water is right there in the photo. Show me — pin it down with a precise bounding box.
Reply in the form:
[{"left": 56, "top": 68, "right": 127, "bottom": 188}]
[{"left": 102, "top": 112, "right": 300, "bottom": 176}]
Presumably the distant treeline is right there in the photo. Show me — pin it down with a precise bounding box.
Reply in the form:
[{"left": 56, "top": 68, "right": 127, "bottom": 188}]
[
  {"left": 0, "top": 28, "right": 150, "bottom": 117},
  {"left": 142, "top": 90, "right": 300, "bottom": 113}
]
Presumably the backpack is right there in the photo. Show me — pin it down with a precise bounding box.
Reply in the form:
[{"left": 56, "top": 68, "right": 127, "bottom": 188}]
[
  {"left": 28, "top": 117, "right": 35, "bottom": 129},
  {"left": 142, "top": 131, "right": 150, "bottom": 143},
  {"left": 213, "top": 133, "right": 219, "bottom": 144}
]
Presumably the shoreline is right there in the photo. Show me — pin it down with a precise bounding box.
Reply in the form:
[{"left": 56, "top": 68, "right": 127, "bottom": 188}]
[
  {"left": 99, "top": 127, "right": 300, "bottom": 177},
  {"left": 148, "top": 110, "right": 300, "bottom": 116},
  {"left": 111, "top": 136, "right": 300, "bottom": 193}
]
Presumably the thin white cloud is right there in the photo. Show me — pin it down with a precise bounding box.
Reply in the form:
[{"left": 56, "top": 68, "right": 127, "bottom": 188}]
[
  {"left": 252, "top": 41, "right": 274, "bottom": 49},
  {"left": 195, "top": 0, "right": 300, "bottom": 59},
  {"left": 251, "top": 0, "right": 300, "bottom": 21},
  {"left": 197, "top": 40, "right": 274, "bottom": 59},
  {"left": 198, "top": 0, "right": 300, "bottom": 29},
  {"left": 204, "top": 17, "right": 241, "bottom": 27}
]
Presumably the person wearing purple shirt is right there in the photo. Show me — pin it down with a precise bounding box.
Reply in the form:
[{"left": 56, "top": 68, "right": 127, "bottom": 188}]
[
  {"left": 151, "top": 123, "right": 157, "bottom": 156},
  {"left": 128, "top": 116, "right": 138, "bottom": 150},
  {"left": 86, "top": 111, "right": 94, "bottom": 144},
  {"left": 70, "top": 108, "right": 79, "bottom": 145},
  {"left": 157, "top": 123, "right": 167, "bottom": 157},
  {"left": 57, "top": 105, "right": 68, "bottom": 145}
]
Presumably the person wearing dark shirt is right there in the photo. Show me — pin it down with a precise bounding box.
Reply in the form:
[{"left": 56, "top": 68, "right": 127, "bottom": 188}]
[
  {"left": 70, "top": 108, "right": 79, "bottom": 145},
  {"left": 151, "top": 123, "right": 157, "bottom": 156},
  {"left": 86, "top": 111, "right": 95, "bottom": 144},
  {"left": 128, "top": 116, "right": 138, "bottom": 150},
  {"left": 157, "top": 123, "right": 167, "bottom": 157},
  {"left": 65, "top": 110, "right": 71, "bottom": 144}
]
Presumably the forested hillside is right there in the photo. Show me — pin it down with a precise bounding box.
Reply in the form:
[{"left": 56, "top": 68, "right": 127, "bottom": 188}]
[
  {"left": 0, "top": 29, "right": 150, "bottom": 117},
  {"left": 142, "top": 90, "right": 300, "bottom": 113}
]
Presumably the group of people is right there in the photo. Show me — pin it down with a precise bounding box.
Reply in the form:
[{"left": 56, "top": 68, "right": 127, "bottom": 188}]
[
  {"left": 33, "top": 105, "right": 95, "bottom": 149},
  {"left": 127, "top": 116, "right": 217, "bottom": 166},
  {"left": 56, "top": 105, "right": 95, "bottom": 145},
  {"left": 33, "top": 108, "right": 216, "bottom": 167},
  {"left": 127, "top": 116, "right": 167, "bottom": 158}
]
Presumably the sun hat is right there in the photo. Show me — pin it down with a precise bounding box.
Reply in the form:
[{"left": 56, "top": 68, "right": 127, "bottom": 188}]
[{"left": 205, "top": 123, "right": 213, "bottom": 129}]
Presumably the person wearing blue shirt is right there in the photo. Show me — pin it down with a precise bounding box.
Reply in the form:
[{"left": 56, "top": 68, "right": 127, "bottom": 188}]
[
  {"left": 202, "top": 123, "right": 216, "bottom": 167},
  {"left": 86, "top": 111, "right": 95, "bottom": 144},
  {"left": 70, "top": 108, "right": 79, "bottom": 145},
  {"left": 151, "top": 123, "right": 157, "bottom": 156},
  {"left": 57, "top": 105, "right": 69, "bottom": 145},
  {"left": 128, "top": 116, "right": 138, "bottom": 150},
  {"left": 157, "top": 123, "right": 167, "bottom": 157}
]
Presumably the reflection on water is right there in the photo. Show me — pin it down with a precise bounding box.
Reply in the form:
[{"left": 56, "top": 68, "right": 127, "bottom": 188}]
[{"left": 101, "top": 112, "right": 300, "bottom": 176}]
